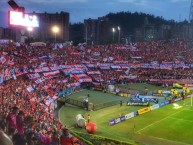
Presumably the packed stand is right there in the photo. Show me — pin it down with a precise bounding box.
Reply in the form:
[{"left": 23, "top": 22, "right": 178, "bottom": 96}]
[{"left": 0, "top": 39, "right": 193, "bottom": 144}]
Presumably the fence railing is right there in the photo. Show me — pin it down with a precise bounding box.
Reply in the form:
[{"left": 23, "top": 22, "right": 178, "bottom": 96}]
[
  {"left": 66, "top": 98, "right": 84, "bottom": 107},
  {"left": 58, "top": 97, "right": 125, "bottom": 111},
  {"left": 93, "top": 100, "right": 125, "bottom": 110}
]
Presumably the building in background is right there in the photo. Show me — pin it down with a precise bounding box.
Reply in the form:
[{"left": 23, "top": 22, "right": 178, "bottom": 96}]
[
  {"left": 84, "top": 18, "right": 97, "bottom": 45},
  {"left": 134, "top": 28, "right": 143, "bottom": 42},
  {"left": 35, "top": 11, "right": 69, "bottom": 43},
  {"left": 134, "top": 17, "right": 172, "bottom": 42},
  {"left": 97, "top": 17, "right": 110, "bottom": 44},
  {"left": 84, "top": 17, "right": 110, "bottom": 45},
  {"left": 0, "top": 27, "right": 3, "bottom": 38}
]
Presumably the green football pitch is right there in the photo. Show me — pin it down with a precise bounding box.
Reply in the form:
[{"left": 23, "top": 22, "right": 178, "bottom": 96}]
[{"left": 59, "top": 84, "right": 193, "bottom": 145}]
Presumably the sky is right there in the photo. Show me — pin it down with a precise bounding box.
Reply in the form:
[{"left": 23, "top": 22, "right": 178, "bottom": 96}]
[{"left": 0, "top": 0, "right": 191, "bottom": 27}]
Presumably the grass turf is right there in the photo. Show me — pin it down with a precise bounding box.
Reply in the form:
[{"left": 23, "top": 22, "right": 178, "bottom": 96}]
[
  {"left": 59, "top": 83, "right": 193, "bottom": 145},
  {"left": 62, "top": 89, "right": 126, "bottom": 105}
]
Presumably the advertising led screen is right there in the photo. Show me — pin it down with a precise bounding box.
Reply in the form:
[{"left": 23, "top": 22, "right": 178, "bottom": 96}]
[{"left": 9, "top": 11, "right": 39, "bottom": 27}]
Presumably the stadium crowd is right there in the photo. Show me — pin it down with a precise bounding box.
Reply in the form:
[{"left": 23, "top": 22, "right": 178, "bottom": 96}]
[{"left": 0, "top": 39, "right": 193, "bottom": 144}]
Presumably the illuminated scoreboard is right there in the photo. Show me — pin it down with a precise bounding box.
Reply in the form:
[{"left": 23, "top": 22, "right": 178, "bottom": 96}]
[{"left": 9, "top": 10, "right": 39, "bottom": 27}]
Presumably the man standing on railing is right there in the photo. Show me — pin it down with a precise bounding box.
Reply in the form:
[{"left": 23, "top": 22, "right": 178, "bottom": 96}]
[
  {"left": 87, "top": 114, "right": 90, "bottom": 123},
  {"left": 144, "top": 87, "right": 148, "bottom": 95},
  {"left": 133, "top": 123, "right": 136, "bottom": 133},
  {"left": 120, "top": 100, "right": 122, "bottom": 106}
]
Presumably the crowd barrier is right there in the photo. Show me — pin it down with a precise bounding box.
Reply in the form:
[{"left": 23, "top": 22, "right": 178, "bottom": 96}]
[
  {"left": 58, "top": 97, "right": 124, "bottom": 111},
  {"left": 93, "top": 100, "right": 124, "bottom": 111},
  {"left": 66, "top": 98, "right": 84, "bottom": 108}
]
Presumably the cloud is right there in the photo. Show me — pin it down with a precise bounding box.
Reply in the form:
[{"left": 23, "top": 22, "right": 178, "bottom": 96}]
[{"left": 117, "top": 0, "right": 147, "bottom": 6}]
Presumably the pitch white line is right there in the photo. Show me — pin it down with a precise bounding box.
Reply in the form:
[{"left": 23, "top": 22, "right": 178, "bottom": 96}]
[{"left": 137, "top": 107, "right": 186, "bottom": 133}]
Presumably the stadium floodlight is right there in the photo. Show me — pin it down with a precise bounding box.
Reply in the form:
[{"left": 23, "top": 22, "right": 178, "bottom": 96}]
[
  {"left": 112, "top": 27, "right": 115, "bottom": 42},
  {"left": 27, "top": 27, "right": 33, "bottom": 37},
  {"left": 27, "top": 27, "right": 33, "bottom": 32},
  {"left": 8, "top": 0, "right": 25, "bottom": 13},
  {"left": 118, "top": 26, "right": 120, "bottom": 43},
  {"left": 52, "top": 25, "right": 59, "bottom": 45},
  {"left": 8, "top": 0, "right": 19, "bottom": 10}
]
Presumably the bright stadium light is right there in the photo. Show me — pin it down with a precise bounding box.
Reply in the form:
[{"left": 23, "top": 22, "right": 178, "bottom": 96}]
[
  {"left": 27, "top": 27, "right": 33, "bottom": 32},
  {"left": 118, "top": 26, "right": 120, "bottom": 43},
  {"left": 27, "top": 27, "right": 33, "bottom": 37},
  {"left": 52, "top": 25, "right": 59, "bottom": 45},
  {"left": 112, "top": 27, "right": 115, "bottom": 42}
]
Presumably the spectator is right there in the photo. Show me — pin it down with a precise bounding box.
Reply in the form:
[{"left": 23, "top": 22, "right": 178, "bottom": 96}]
[
  {"left": 60, "top": 128, "right": 74, "bottom": 145},
  {"left": 12, "top": 133, "right": 27, "bottom": 145},
  {"left": 87, "top": 114, "right": 90, "bottom": 123},
  {"left": 6, "top": 107, "right": 19, "bottom": 136},
  {"left": 50, "top": 131, "right": 59, "bottom": 145},
  {"left": 16, "top": 111, "right": 25, "bottom": 135}
]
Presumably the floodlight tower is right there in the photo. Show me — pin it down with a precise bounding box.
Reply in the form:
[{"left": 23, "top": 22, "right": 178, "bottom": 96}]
[
  {"left": 8, "top": 0, "right": 25, "bottom": 12},
  {"left": 189, "top": 0, "right": 193, "bottom": 22}
]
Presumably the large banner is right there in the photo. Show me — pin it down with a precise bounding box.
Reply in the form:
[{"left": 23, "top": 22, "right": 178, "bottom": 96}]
[
  {"left": 150, "top": 104, "right": 159, "bottom": 110},
  {"left": 72, "top": 74, "right": 92, "bottom": 83},
  {"left": 27, "top": 85, "right": 34, "bottom": 92},
  {"left": 109, "top": 116, "right": 126, "bottom": 126},
  {"left": 138, "top": 107, "right": 151, "bottom": 115},
  {"left": 87, "top": 71, "right": 101, "bottom": 75},
  {"left": 43, "top": 70, "right": 60, "bottom": 76},
  {"left": 159, "top": 100, "right": 170, "bottom": 107},
  {"left": 66, "top": 82, "right": 81, "bottom": 88},
  {"left": 174, "top": 97, "right": 183, "bottom": 102},
  {"left": 127, "top": 102, "right": 149, "bottom": 106},
  {"left": 58, "top": 87, "right": 73, "bottom": 97},
  {"left": 27, "top": 73, "right": 40, "bottom": 79},
  {"left": 34, "top": 67, "right": 50, "bottom": 73},
  {"left": 0, "top": 74, "right": 4, "bottom": 84},
  {"left": 125, "top": 112, "right": 135, "bottom": 120}
]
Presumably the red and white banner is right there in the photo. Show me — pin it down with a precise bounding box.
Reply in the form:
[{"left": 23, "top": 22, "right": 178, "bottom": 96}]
[
  {"left": 27, "top": 73, "right": 40, "bottom": 79},
  {"left": 87, "top": 71, "right": 101, "bottom": 75},
  {"left": 72, "top": 74, "right": 92, "bottom": 83},
  {"left": 43, "top": 70, "right": 60, "bottom": 76}
]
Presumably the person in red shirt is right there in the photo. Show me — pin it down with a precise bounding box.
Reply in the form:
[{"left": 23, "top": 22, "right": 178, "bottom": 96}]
[
  {"left": 16, "top": 111, "right": 25, "bottom": 135},
  {"left": 6, "top": 107, "right": 19, "bottom": 135},
  {"left": 60, "top": 128, "right": 74, "bottom": 145}
]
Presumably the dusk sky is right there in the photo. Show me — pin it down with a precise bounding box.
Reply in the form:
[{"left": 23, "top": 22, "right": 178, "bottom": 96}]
[{"left": 0, "top": 0, "right": 191, "bottom": 27}]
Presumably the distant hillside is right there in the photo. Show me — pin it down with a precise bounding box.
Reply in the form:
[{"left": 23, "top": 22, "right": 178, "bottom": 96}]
[
  {"left": 105, "top": 11, "right": 176, "bottom": 35},
  {"left": 70, "top": 11, "right": 177, "bottom": 44}
]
